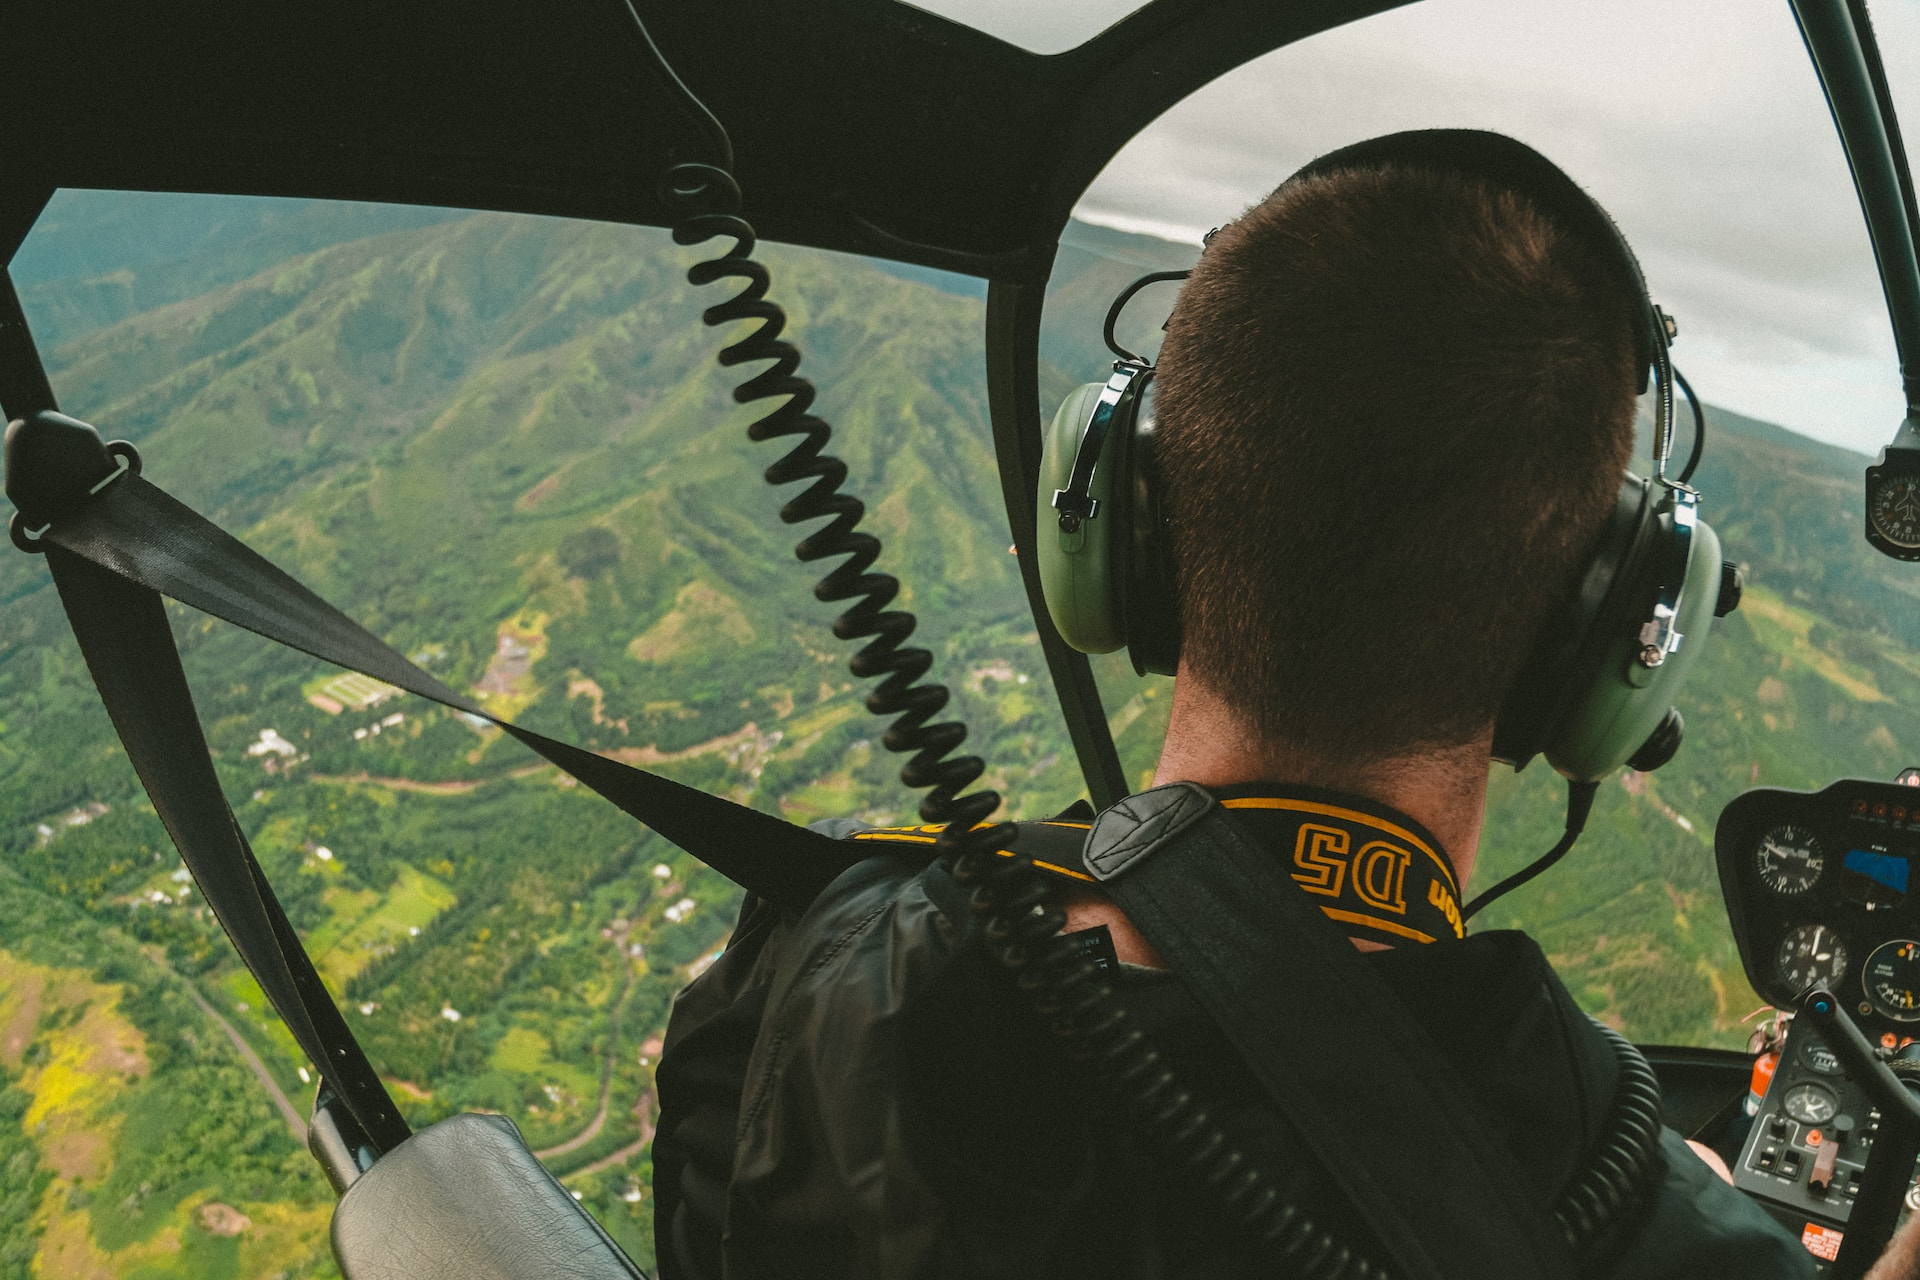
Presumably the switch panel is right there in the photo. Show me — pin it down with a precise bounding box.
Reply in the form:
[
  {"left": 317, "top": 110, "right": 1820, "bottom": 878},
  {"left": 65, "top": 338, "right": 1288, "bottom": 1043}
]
[
  {"left": 1737, "top": 1021, "right": 1881, "bottom": 1226},
  {"left": 1736, "top": 1018, "right": 1920, "bottom": 1272}
]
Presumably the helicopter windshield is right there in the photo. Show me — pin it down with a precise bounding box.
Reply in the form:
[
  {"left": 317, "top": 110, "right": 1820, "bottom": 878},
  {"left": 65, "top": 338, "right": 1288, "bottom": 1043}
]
[
  {"left": 1, "top": 196, "right": 1092, "bottom": 1269},
  {"left": 1044, "top": 0, "right": 1920, "bottom": 1050}
]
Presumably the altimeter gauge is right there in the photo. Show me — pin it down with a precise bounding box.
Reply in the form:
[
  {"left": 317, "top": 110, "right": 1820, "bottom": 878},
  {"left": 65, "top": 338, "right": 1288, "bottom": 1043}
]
[
  {"left": 1755, "top": 825, "right": 1826, "bottom": 896},
  {"left": 1776, "top": 924, "right": 1849, "bottom": 995},
  {"left": 1864, "top": 939, "right": 1920, "bottom": 1022}
]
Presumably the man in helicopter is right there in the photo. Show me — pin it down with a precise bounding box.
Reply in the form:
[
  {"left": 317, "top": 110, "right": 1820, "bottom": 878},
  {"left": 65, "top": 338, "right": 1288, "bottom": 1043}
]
[{"left": 651, "top": 132, "right": 1920, "bottom": 1278}]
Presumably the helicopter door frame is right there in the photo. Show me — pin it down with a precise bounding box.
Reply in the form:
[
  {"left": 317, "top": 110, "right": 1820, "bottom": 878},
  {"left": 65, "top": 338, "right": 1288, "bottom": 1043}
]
[
  {"left": 986, "top": 279, "right": 1131, "bottom": 809},
  {"left": 1791, "top": 0, "right": 1920, "bottom": 420}
]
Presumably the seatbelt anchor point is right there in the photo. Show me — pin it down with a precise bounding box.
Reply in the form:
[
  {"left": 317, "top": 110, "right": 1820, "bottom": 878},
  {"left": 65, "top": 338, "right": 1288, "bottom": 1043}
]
[
  {"left": 4, "top": 408, "right": 140, "bottom": 552},
  {"left": 8, "top": 510, "right": 48, "bottom": 554}
]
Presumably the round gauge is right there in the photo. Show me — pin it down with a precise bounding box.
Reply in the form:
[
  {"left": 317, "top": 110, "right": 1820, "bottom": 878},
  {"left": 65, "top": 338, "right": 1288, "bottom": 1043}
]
[
  {"left": 1782, "top": 1082, "right": 1840, "bottom": 1125},
  {"left": 1865, "top": 940, "right": 1920, "bottom": 1022},
  {"left": 1776, "top": 925, "right": 1849, "bottom": 995},
  {"left": 1754, "top": 825, "right": 1826, "bottom": 896},
  {"left": 1870, "top": 472, "right": 1920, "bottom": 549},
  {"left": 1800, "top": 1037, "right": 1844, "bottom": 1076}
]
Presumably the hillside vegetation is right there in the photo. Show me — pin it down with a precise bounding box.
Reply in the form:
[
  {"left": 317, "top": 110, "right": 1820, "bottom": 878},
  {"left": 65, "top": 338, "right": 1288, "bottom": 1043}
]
[
  {"left": 1, "top": 197, "right": 1917, "bottom": 1273},
  {"left": 0, "top": 206, "right": 1073, "bottom": 1275}
]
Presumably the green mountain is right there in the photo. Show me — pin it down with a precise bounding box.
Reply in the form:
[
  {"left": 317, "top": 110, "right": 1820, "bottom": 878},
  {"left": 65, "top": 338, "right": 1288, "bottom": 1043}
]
[
  {"left": 0, "top": 208, "right": 1075, "bottom": 1276},
  {"left": 10, "top": 192, "right": 470, "bottom": 350},
  {"left": 3, "top": 198, "right": 1920, "bottom": 1274}
]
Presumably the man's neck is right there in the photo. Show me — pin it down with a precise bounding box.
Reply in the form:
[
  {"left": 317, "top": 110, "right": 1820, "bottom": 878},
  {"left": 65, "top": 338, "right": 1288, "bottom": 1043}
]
[{"left": 1151, "top": 673, "right": 1494, "bottom": 893}]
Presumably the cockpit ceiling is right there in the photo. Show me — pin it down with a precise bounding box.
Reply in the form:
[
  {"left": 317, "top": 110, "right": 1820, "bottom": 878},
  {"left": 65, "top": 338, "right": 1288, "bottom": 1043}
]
[{"left": 2, "top": 0, "right": 1408, "bottom": 277}]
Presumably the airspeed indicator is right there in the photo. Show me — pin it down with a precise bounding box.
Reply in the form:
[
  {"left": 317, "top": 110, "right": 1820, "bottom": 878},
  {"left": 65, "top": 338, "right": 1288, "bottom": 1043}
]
[
  {"left": 1865, "top": 940, "right": 1920, "bottom": 1023},
  {"left": 1755, "top": 825, "right": 1826, "bottom": 896}
]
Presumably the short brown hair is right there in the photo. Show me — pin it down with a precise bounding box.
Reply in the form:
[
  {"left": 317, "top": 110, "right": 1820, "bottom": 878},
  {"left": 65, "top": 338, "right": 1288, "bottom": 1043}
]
[{"left": 1153, "top": 162, "right": 1637, "bottom": 762}]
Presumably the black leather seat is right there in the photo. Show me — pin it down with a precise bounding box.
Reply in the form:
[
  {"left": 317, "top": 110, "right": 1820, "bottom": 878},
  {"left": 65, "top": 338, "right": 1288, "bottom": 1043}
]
[{"left": 331, "top": 1113, "right": 648, "bottom": 1279}]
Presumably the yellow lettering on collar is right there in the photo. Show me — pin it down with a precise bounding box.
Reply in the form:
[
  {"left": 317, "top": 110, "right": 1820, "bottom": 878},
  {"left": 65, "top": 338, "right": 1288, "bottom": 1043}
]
[
  {"left": 1292, "top": 823, "right": 1350, "bottom": 897},
  {"left": 1427, "top": 879, "right": 1465, "bottom": 938},
  {"left": 1353, "top": 841, "right": 1412, "bottom": 915}
]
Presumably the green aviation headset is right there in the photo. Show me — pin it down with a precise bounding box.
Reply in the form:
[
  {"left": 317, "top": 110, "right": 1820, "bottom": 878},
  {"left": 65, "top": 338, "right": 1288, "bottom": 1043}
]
[{"left": 1037, "top": 130, "right": 1743, "bottom": 784}]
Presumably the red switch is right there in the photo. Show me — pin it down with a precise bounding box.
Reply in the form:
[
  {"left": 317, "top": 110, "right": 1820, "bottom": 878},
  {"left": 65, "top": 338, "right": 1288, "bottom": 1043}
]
[{"left": 1810, "top": 1135, "right": 1841, "bottom": 1193}]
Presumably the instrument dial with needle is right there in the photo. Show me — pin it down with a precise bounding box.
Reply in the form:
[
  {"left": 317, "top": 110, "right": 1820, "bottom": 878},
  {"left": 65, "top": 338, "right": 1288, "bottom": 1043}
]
[
  {"left": 1776, "top": 924, "right": 1848, "bottom": 996},
  {"left": 1867, "top": 449, "right": 1920, "bottom": 560},
  {"left": 1783, "top": 1082, "right": 1840, "bottom": 1126},
  {"left": 1865, "top": 939, "right": 1920, "bottom": 1022},
  {"left": 1754, "top": 824, "right": 1826, "bottom": 896},
  {"left": 1870, "top": 470, "right": 1920, "bottom": 552}
]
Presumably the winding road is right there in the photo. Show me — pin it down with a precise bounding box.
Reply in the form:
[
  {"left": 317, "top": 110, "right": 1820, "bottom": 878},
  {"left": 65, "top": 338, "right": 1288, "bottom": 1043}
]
[
  {"left": 186, "top": 985, "right": 306, "bottom": 1138},
  {"left": 143, "top": 945, "right": 306, "bottom": 1141},
  {"left": 535, "top": 1084, "right": 614, "bottom": 1160},
  {"left": 159, "top": 916, "right": 653, "bottom": 1168},
  {"left": 564, "top": 1090, "right": 655, "bottom": 1180},
  {"left": 534, "top": 929, "right": 642, "bottom": 1163}
]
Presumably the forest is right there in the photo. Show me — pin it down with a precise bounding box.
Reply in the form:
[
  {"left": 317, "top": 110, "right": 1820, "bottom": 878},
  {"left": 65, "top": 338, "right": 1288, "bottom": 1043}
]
[{"left": 0, "top": 191, "right": 1917, "bottom": 1274}]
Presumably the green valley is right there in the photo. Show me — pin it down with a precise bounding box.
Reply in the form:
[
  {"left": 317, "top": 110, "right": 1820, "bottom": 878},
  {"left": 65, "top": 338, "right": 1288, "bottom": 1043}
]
[
  {"left": 0, "top": 202, "right": 1075, "bottom": 1276},
  {"left": 1, "top": 192, "right": 1918, "bottom": 1275}
]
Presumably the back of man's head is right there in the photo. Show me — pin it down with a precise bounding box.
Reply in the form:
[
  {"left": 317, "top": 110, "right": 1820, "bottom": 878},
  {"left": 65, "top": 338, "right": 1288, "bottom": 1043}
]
[{"left": 1153, "top": 160, "right": 1639, "bottom": 767}]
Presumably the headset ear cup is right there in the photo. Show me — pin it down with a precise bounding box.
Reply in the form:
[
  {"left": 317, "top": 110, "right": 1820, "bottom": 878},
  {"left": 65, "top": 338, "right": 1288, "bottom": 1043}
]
[
  {"left": 1123, "top": 399, "right": 1180, "bottom": 676},
  {"left": 1493, "top": 481, "right": 1645, "bottom": 768},
  {"left": 1546, "top": 504, "right": 1724, "bottom": 782},
  {"left": 1037, "top": 382, "right": 1128, "bottom": 653}
]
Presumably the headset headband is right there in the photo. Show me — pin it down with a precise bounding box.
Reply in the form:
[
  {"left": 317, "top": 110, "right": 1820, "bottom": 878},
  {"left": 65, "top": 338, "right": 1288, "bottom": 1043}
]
[
  {"left": 1289, "top": 130, "right": 1664, "bottom": 392},
  {"left": 1287, "top": 131, "right": 1685, "bottom": 487}
]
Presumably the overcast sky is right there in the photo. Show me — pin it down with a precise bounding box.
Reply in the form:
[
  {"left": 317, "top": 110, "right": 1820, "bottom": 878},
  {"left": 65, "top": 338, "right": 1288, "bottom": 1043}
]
[{"left": 931, "top": 0, "right": 1920, "bottom": 457}]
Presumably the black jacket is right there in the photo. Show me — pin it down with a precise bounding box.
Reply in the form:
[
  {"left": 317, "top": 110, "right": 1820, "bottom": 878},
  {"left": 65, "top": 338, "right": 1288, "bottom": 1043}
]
[{"left": 653, "top": 830, "right": 1814, "bottom": 1279}]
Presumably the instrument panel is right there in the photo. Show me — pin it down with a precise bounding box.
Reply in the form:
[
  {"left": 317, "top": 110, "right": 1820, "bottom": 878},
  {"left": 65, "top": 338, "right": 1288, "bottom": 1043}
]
[{"left": 1718, "top": 779, "right": 1920, "bottom": 1028}]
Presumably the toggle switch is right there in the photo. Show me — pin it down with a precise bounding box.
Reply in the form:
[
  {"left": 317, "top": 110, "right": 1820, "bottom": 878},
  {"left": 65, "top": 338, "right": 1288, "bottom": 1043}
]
[{"left": 1811, "top": 1134, "right": 1842, "bottom": 1193}]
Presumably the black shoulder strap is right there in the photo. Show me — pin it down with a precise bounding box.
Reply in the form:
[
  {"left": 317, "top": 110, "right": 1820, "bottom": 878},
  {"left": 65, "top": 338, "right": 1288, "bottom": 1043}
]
[
  {"left": 46, "top": 544, "right": 417, "bottom": 1153},
  {"left": 44, "top": 468, "right": 859, "bottom": 906},
  {"left": 1085, "top": 783, "right": 1576, "bottom": 1280},
  {"left": 7, "top": 408, "right": 864, "bottom": 1158}
]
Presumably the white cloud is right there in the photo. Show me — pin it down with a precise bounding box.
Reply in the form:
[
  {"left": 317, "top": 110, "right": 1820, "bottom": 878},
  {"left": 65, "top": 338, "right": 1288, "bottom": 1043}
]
[{"left": 1063, "top": 0, "right": 1920, "bottom": 455}]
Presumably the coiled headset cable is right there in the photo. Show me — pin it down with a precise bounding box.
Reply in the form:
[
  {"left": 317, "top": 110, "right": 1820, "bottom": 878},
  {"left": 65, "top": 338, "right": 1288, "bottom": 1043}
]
[
  {"left": 652, "top": 162, "right": 1384, "bottom": 1280},
  {"left": 616, "top": 5, "right": 1658, "bottom": 1274},
  {"left": 622, "top": 15, "right": 1382, "bottom": 1276}
]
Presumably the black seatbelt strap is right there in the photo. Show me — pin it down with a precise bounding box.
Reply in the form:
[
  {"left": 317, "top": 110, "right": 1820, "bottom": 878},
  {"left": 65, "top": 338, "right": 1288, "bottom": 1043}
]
[
  {"left": 46, "top": 545, "right": 415, "bottom": 1152},
  {"left": 6, "top": 406, "right": 865, "bottom": 1156},
  {"left": 1084, "top": 784, "right": 1577, "bottom": 1280},
  {"left": 17, "top": 428, "right": 859, "bottom": 907}
]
